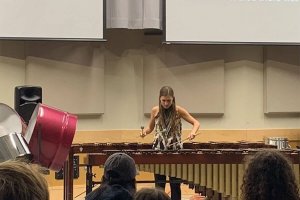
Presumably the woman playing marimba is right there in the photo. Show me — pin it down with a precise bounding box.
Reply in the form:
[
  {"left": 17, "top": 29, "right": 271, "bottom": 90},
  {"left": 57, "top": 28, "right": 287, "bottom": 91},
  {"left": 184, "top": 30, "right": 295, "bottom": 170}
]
[{"left": 141, "top": 86, "right": 200, "bottom": 200}]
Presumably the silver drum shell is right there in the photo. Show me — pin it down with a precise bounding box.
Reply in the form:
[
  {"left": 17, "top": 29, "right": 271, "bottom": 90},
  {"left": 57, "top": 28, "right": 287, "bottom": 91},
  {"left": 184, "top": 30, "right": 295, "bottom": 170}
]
[
  {"left": 265, "top": 137, "right": 290, "bottom": 149},
  {"left": 0, "top": 133, "right": 31, "bottom": 162}
]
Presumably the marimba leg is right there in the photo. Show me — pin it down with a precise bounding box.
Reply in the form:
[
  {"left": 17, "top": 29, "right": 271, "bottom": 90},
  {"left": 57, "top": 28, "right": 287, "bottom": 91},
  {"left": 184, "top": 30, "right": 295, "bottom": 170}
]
[
  {"left": 154, "top": 174, "right": 166, "bottom": 189},
  {"left": 170, "top": 176, "right": 181, "bottom": 200},
  {"left": 86, "top": 165, "right": 93, "bottom": 195}
]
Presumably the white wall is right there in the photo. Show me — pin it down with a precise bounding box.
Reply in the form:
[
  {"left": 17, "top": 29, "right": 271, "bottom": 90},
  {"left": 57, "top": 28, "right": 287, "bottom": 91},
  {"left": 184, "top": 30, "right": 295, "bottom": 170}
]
[{"left": 0, "top": 30, "right": 299, "bottom": 130}]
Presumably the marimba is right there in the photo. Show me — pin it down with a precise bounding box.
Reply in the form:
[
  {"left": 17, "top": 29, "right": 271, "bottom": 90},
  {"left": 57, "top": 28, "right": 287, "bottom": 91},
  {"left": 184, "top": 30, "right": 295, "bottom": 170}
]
[{"left": 63, "top": 142, "right": 300, "bottom": 200}]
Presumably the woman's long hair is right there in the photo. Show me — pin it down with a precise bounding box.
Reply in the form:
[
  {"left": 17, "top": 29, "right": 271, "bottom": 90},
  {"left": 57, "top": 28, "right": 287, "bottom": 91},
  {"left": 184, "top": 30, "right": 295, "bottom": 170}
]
[
  {"left": 241, "top": 150, "right": 300, "bottom": 200},
  {"left": 158, "top": 86, "right": 177, "bottom": 132}
]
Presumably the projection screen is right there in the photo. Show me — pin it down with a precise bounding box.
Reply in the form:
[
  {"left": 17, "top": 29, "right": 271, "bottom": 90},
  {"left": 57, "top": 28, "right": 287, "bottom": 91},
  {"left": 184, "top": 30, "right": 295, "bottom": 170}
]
[
  {"left": 0, "top": 0, "right": 104, "bottom": 40},
  {"left": 165, "top": 0, "right": 300, "bottom": 44}
]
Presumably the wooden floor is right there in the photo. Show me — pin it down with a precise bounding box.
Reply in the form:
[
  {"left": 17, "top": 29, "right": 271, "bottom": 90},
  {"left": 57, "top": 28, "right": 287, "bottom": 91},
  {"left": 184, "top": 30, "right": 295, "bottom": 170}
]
[{"left": 49, "top": 183, "right": 204, "bottom": 200}]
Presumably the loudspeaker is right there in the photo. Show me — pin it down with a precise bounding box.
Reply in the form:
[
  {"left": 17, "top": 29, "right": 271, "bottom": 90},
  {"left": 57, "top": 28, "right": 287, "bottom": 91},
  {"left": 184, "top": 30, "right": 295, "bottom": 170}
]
[{"left": 14, "top": 86, "right": 42, "bottom": 124}]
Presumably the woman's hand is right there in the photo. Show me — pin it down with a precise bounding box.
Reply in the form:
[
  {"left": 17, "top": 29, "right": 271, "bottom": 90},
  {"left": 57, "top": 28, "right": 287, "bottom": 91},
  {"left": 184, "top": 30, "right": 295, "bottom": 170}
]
[
  {"left": 140, "top": 130, "right": 148, "bottom": 138},
  {"left": 188, "top": 133, "right": 197, "bottom": 140}
]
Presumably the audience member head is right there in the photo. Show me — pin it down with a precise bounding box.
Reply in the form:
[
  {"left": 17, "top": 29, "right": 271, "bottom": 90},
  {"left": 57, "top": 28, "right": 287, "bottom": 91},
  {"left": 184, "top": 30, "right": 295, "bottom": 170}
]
[
  {"left": 241, "top": 149, "right": 300, "bottom": 200},
  {"left": 135, "top": 188, "right": 171, "bottom": 200},
  {"left": 103, "top": 152, "right": 137, "bottom": 184},
  {"left": 86, "top": 153, "right": 137, "bottom": 200},
  {"left": 86, "top": 184, "right": 133, "bottom": 200},
  {"left": 0, "top": 159, "right": 49, "bottom": 200}
]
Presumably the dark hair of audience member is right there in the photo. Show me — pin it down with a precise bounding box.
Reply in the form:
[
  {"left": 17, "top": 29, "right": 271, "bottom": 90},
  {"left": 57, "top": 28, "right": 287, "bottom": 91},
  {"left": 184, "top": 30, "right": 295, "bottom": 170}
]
[
  {"left": 86, "top": 184, "right": 133, "bottom": 200},
  {"left": 135, "top": 188, "right": 171, "bottom": 200},
  {"left": 101, "top": 172, "right": 136, "bottom": 194},
  {"left": 241, "top": 149, "right": 300, "bottom": 200},
  {"left": 0, "top": 159, "right": 49, "bottom": 200},
  {"left": 85, "top": 171, "right": 136, "bottom": 200}
]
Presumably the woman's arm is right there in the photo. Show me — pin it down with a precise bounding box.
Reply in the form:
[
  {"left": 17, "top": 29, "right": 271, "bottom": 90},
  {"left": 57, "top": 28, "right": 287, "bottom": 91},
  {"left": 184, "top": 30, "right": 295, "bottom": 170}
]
[
  {"left": 140, "top": 106, "right": 158, "bottom": 137},
  {"left": 177, "top": 106, "right": 200, "bottom": 140}
]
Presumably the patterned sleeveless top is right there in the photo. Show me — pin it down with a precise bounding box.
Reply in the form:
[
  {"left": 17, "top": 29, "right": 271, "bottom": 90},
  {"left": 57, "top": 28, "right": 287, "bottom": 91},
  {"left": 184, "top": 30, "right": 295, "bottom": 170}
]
[{"left": 152, "top": 111, "right": 182, "bottom": 150}]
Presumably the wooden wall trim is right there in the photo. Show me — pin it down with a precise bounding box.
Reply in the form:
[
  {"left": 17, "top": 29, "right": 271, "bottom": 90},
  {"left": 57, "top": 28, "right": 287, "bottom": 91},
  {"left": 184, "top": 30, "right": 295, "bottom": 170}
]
[{"left": 73, "top": 129, "right": 300, "bottom": 143}]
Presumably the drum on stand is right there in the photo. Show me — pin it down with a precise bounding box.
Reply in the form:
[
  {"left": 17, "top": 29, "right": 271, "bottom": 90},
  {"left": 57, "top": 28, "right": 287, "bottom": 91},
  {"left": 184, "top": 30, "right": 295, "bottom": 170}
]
[
  {"left": 25, "top": 103, "right": 77, "bottom": 171},
  {"left": 0, "top": 133, "right": 31, "bottom": 162},
  {"left": 0, "top": 103, "right": 22, "bottom": 137},
  {"left": 0, "top": 103, "right": 31, "bottom": 162},
  {"left": 264, "top": 137, "right": 291, "bottom": 149}
]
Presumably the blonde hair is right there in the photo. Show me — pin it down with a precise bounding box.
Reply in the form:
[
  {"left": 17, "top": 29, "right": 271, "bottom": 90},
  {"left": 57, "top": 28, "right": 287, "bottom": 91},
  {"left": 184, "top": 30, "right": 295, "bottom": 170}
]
[
  {"left": 0, "top": 159, "right": 49, "bottom": 200},
  {"left": 158, "top": 86, "right": 177, "bottom": 130}
]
